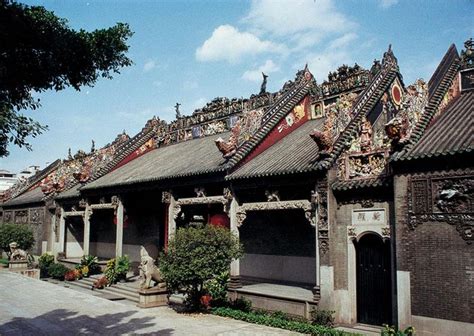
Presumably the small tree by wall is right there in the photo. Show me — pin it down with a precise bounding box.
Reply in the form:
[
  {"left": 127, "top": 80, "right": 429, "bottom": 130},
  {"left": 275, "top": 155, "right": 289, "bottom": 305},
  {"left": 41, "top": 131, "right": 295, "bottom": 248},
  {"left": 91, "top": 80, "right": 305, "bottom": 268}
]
[
  {"left": 160, "top": 225, "right": 243, "bottom": 310},
  {"left": 0, "top": 223, "right": 35, "bottom": 256}
]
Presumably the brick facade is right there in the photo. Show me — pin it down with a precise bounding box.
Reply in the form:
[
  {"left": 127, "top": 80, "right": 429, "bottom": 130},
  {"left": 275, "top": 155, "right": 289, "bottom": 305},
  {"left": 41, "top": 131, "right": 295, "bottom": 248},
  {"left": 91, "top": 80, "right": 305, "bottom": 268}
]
[{"left": 394, "top": 174, "right": 473, "bottom": 324}]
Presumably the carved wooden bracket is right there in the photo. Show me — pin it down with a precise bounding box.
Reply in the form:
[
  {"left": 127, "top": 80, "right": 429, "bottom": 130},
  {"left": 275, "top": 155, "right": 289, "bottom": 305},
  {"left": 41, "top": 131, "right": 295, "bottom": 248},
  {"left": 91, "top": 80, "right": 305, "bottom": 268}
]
[
  {"left": 236, "top": 199, "right": 314, "bottom": 228},
  {"left": 174, "top": 188, "right": 233, "bottom": 214},
  {"left": 63, "top": 210, "right": 85, "bottom": 217},
  {"left": 90, "top": 195, "right": 120, "bottom": 210}
]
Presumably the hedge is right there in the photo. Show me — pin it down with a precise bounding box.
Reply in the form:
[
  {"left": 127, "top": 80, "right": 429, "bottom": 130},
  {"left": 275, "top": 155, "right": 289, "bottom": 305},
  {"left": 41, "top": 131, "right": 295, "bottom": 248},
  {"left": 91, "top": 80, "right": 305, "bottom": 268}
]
[{"left": 211, "top": 307, "right": 359, "bottom": 336}]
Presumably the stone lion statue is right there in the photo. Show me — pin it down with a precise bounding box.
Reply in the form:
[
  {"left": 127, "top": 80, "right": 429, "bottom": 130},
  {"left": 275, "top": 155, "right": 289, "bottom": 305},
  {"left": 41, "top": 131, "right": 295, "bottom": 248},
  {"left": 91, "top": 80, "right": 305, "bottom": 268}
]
[
  {"left": 139, "top": 246, "right": 165, "bottom": 289},
  {"left": 9, "top": 242, "right": 27, "bottom": 261}
]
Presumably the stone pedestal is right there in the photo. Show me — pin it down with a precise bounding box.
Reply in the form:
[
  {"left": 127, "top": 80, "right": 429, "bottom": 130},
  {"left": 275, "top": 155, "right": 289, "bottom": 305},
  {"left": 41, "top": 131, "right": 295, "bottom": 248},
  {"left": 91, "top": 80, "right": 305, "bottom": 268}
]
[
  {"left": 137, "top": 287, "right": 169, "bottom": 308},
  {"left": 8, "top": 261, "right": 40, "bottom": 279},
  {"left": 9, "top": 260, "right": 28, "bottom": 269}
]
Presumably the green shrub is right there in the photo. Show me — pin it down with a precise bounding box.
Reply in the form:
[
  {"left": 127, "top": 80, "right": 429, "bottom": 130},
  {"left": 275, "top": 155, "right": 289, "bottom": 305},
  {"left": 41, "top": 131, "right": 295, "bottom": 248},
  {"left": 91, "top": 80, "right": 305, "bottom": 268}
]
[
  {"left": 116, "top": 255, "right": 130, "bottom": 279},
  {"left": 382, "top": 325, "right": 415, "bottom": 336},
  {"left": 211, "top": 307, "right": 355, "bottom": 336},
  {"left": 0, "top": 224, "right": 35, "bottom": 255},
  {"left": 0, "top": 258, "right": 8, "bottom": 265},
  {"left": 228, "top": 297, "right": 252, "bottom": 313},
  {"left": 104, "top": 258, "right": 117, "bottom": 285},
  {"left": 48, "top": 263, "right": 69, "bottom": 280},
  {"left": 160, "top": 225, "right": 243, "bottom": 311},
  {"left": 39, "top": 253, "right": 55, "bottom": 277},
  {"left": 80, "top": 255, "right": 100, "bottom": 275},
  {"left": 310, "top": 308, "right": 335, "bottom": 327},
  {"left": 204, "top": 271, "right": 229, "bottom": 307}
]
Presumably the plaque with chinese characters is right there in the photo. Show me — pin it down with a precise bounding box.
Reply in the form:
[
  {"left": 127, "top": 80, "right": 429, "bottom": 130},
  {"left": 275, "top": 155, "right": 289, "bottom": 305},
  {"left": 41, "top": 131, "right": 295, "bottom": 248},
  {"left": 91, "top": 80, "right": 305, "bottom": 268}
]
[{"left": 352, "top": 209, "right": 386, "bottom": 226}]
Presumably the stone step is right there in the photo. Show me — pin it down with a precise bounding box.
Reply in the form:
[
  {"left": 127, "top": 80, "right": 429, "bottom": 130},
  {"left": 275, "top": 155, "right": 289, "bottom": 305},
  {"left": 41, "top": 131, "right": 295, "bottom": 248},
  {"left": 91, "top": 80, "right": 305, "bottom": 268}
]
[{"left": 66, "top": 278, "right": 140, "bottom": 303}]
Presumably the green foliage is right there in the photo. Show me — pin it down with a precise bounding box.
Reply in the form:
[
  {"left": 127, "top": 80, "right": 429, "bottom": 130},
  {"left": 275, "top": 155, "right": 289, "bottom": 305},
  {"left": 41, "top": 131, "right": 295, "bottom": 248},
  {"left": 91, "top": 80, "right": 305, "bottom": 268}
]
[
  {"left": 47, "top": 263, "right": 68, "bottom": 280},
  {"left": 80, "top": 255, "right": 100, "bottom": 275},
  {"left": 116, "top": 255, "right": 130, "bottom": 276},
  {"left": 38, "top": 253, "right": 54, "bottom": 277},
  {"left": 0, "top": 0, "right": 133, "bottom": 156},
  {"left": 0, "top": 258, "right": 8, "bottom": 265},
  {"left": 204, "top": 271, "right": 229, "bottom": 307},
  {"left": 382, "top": 325, "right": 415, "bottom": 336},
  {"left": 160, "top": 225, "right": 243, "bottom": 311},
  {"left": 211, "top": 307, "right": 355, "bottom": 336},
  {"left": 228, "top": 297, "right": 252, "bottom": 313},
  {"left": 0, "top": 223, "right": 35, "bottom": 254},
  {"left": 104, "top": 258, "right": 117, "bottom": 285},
  {"left": 310, "top": 309, "right": 336, "bottom": 327}
]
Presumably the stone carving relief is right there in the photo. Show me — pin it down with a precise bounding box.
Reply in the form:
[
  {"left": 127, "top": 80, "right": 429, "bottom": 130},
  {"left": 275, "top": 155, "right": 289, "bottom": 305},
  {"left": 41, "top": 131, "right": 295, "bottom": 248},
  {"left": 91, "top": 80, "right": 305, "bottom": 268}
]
[
  {"left": 4, "top": 211, "right": 13, "bottom": 223},
  {"left": 310, "top": 92, "right": 358, "bottom": 154},
  {"left": 385, "top": 79, "right": 428, "bottom": 145},
  {"left": 14, "top": 210, "right": 28, "bottom": 224},
  {"left": 9, "top": 242, "right": 27, "bottom": 261},
  {"left": 407, "top": 171, "right": 473, "bottom": 243},
  {"left": 265, "top": 190, "right": 280, "bottom": 202},
  {"left": 139, "top": 246, "right": 165, "bottom": 289},
  {"left": 29, "top": 208, "right": 44, "bottom": 225},
  {"left": 321, "top": 64, "right": 371, "bottom": 97},
  {"left": 315, "top": 180, "right": 329, "bottom": 254}
]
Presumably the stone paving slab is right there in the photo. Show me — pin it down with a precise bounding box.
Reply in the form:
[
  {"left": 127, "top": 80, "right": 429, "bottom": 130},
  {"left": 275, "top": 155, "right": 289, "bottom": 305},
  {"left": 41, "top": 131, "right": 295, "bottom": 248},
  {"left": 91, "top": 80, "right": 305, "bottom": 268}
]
[{"left": 0, "top": 271, "right": 302, "bottom": 335}]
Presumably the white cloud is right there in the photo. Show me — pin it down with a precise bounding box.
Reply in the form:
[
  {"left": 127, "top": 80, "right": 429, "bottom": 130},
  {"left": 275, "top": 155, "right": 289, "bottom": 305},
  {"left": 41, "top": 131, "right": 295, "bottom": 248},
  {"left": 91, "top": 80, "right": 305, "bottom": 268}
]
[
  {"left": 196, "top": 25, "right": 285, "bottom": 63},
  {"left": 143, "top": 60, "right": 157, "bottom": 72},
  {"left": 242, "top": 59, "right": 280, "bottom": 82},
  {"left": 303, "top": 33, "right": 359, "bottom": 81},
  {"left": 244, "top": 0, "right": 355, "bottom": 37},
  {"left": 379, "top": 0, "right": 398, "bottom": 9}
]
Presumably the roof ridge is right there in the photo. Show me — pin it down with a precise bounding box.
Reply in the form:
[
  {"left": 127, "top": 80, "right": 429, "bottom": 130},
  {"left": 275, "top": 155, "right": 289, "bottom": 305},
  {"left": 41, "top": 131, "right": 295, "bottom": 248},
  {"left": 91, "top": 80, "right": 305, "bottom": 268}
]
[
  {"left": 226, "top": 68, "right": 315, "bottom": 169},
  {"left": 392, "top": 44, "right": 460, "bottom": 161},
  {"left": 314, "top": 46, "right": 400, "bottom": 171}
]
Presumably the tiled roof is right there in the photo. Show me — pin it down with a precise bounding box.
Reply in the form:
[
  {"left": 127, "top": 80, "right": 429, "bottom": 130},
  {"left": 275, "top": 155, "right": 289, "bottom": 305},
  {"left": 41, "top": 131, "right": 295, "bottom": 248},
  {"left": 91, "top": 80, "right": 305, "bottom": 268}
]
[
  {"left": 2, "top": 187, "right": 44, "bottom": 207},
  {"left": 82, "top": 132, "right": 228, "bottom": 191},
  {"left": 398, "top": 91, "right": 473, "bottom": 161},
  {"left": 55, "top": 184, "right": 81, "bottom": 200},
  {"left": 227, "top": 70, "right": 315, "bottom": 169},
  {"left": 332, "top": 177, "right": 392, "bottom": 191},
  {"left": 392, "top": 44, "right": 460, "bottom": 161},
  {"left": 227, "top": 118, "right": 325, "bottom": 180}
]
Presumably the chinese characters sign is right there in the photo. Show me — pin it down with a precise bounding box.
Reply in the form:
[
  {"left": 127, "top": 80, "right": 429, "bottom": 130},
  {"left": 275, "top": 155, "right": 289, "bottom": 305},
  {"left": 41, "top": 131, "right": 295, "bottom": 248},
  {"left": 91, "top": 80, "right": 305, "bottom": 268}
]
[{"left": 352, "top": 209, "right": 386, "bottom": 226}]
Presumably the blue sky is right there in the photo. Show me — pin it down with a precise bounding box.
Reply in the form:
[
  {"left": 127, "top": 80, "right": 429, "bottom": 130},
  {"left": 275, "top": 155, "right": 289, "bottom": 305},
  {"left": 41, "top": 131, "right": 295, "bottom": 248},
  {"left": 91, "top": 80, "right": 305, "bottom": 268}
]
[{"left": 2, "top": 0, "right": 472, "bottom": 173}]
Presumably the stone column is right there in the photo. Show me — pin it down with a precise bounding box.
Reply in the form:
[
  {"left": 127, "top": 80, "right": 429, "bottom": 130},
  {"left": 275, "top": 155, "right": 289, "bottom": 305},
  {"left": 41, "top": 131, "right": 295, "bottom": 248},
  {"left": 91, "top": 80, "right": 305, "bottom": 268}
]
[
  {"left": 313, "top": 218, "right": 321, "bottom": 301},
  {"left": 50, "top": 211, "right": 56, "bottom": 254},
  {"left": 229, "top": 198, "right": 242, "bottom": 289},
  {"left": 58, "top": 208, "right": 66, "bottom": 256},
  {"left": 83, "top": 205, "right": 91, "bottom": 256},
  {"left": 115, "top": 198, "right": 124, "bottom": 258},
  {"left": 168, "top": 194, "right": 177, "bottom": 239}
]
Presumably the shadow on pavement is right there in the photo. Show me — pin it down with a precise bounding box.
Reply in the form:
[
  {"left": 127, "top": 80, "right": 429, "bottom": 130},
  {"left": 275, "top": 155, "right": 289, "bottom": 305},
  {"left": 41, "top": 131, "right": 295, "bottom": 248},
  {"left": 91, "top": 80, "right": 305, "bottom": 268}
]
[{"left": 0, "top": 308, "right": 174, "bottom": 335}]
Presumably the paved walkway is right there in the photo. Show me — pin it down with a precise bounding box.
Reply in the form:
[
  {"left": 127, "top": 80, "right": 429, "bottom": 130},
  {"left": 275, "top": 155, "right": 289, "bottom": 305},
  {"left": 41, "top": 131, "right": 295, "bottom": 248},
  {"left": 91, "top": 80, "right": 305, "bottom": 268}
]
[{"left": 0, "top": 271, "right": 301, "bottom": 336}]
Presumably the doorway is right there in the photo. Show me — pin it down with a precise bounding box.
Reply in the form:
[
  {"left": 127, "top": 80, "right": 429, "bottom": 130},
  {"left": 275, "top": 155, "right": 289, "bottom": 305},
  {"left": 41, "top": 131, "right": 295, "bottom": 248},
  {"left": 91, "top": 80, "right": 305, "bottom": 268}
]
[{"left": 355, "top": 233, "right": 392, "bottom": 326}]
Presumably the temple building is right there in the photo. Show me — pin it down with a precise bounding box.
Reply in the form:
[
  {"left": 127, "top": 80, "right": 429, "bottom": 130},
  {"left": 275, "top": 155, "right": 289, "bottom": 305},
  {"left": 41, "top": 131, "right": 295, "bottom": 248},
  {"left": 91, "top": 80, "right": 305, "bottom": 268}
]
[{"left": 1, "top": 39, "right": 473, "bottom": 335}]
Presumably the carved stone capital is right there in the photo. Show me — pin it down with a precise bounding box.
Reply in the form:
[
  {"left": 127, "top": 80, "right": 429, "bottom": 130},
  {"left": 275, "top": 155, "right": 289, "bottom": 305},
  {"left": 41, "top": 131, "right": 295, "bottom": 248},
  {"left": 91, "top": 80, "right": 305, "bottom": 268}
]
[
  {"left": 162, "top": 191, "right": 172, "bottom": 204},
  {"left": 236, "top": 211, "right": 247, "bottom": 227},
  {"left": 173, "top": 204, "right": 182, "bottom": 220},
  {"left": 111, "top": 195, "right": 120, "bottom": 207},
  {"left": 223, "top": 187, "right": 233, "bottom": 201},
  {"left": 79, "top": 198, "right": 87, "bottom": 208}
]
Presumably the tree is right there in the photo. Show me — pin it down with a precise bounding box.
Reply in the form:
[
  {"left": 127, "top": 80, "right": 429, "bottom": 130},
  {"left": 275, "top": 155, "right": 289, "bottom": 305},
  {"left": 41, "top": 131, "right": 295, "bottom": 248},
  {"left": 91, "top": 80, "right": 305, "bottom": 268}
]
[
  {"left": 0, "top": 223, "right": 35, "bottom": 255},
  {"left": 160, "top": 225, "right": 243, "bottom": 310},
  {"left": 0, "top": 0, "right": 133, "bottom": 156}
]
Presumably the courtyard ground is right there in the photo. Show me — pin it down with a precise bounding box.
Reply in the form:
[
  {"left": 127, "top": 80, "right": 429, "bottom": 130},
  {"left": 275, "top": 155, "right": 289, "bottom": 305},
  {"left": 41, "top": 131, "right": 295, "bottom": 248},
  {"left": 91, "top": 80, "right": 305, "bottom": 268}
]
[{"left": 0, "top": 271, "right": 301, "bottom": 335}]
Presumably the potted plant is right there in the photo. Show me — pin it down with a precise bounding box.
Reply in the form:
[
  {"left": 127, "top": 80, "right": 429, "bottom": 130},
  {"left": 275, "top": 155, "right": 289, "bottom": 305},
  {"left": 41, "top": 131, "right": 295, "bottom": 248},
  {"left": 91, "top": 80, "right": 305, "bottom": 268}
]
[{"left": 116, "top": 255, "right": 130, "bottom": 282}]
